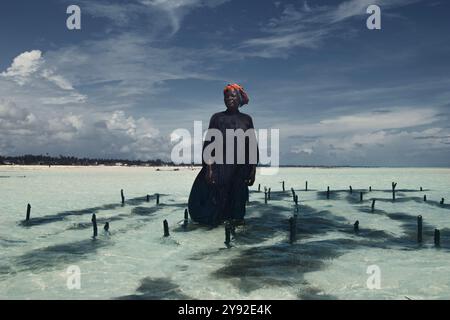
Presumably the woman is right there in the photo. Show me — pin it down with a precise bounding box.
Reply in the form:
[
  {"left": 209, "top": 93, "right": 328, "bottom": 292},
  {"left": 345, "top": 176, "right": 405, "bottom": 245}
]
[{"left": 188, "top": 83, "right": 258, "bottom": 227}]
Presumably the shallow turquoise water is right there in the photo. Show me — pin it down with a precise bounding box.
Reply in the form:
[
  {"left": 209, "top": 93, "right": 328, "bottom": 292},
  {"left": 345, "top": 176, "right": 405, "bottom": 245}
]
[{"left": 0, "top": 166, "right": 449, "bottom": 299}]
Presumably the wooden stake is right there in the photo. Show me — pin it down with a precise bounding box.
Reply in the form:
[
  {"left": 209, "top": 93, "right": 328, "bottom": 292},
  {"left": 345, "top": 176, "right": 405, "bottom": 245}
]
[
  {"left": 327, "top": 186, "right": 330, "bottom": 199},
  {"left": 349, "top": 186, "right": 353, "bottom": 194},
  {"left": 371, "top": 199, "right": 376, "bottom": 212},
  {"left": 258, "top": 184, "right": 261, "bottom": 192},
  {"left": 163, "top": 219, "right": 169, "bottom": 237},
  {"left": 305, "top": 181, "right": 308, "bottom": 191},
  {"left": 26, "top": 203, "right": 31, "bottom": 221},
  {"left": 183, "top": 209, "right": 189, "bottom": 229},
  {"left": 224, "top": 222, "right": 232, "bottom": 248},
  {"left": 392, "top": 182, "right": 397, "bottom": 201},
  {"left": 354, "top": 220, "right": 359, "bottom": 233},
  {"left": 282, "top": 181, "right": 285, "bottom": 192},
  {"left": 121, "top": 189, "right": 125, "bottom": 205},
  {"left": 424, "top": 195, "right": 427, "bottom": 202},
  {"left": 440, "top": 198, "right": 445, "bottom": 205},
  {"left": 92, "top": 214, "right": 98, "bottom": 239},
  {"left": 434, "top": 229, "right": 440, "bottom": 247},
  {"left": 360, "top": 192, "right": 363, "bottom": 202},
  {"left": 146, "top": 194, "right": 150, "bottom": 202}
]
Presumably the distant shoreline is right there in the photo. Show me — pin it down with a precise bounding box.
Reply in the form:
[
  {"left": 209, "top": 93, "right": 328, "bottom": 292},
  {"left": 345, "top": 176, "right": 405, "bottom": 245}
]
[{"left": 1, "top": 164, "right": 450, "bottom": 169}]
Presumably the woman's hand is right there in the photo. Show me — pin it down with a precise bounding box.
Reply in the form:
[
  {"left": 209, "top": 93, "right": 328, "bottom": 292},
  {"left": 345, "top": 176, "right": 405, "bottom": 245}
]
[{"left": 245, "top": 166, "right": 256, "bottom": 186}]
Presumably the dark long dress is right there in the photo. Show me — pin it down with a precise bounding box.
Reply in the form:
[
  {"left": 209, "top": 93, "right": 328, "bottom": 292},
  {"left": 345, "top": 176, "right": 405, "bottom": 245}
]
[{"left": 188, "top": 109, "right": 258, "bottom": 227}]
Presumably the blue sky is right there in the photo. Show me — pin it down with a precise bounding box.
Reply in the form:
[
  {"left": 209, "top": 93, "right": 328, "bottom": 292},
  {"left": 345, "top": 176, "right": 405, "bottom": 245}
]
[{"left": 0, "top": 0, "right": 449, "bottom": 166}]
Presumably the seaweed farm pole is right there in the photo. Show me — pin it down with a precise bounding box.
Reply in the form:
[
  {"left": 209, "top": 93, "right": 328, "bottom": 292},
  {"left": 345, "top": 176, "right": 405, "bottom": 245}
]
[
  {"left": 441, "top": 198, "right": 445, "bottom": 205},
  {"left": 183, "top": 209, "right": 189, "bottom": 229},
  {"left": 294, "top": 195, "right": 299, "bottom": 213},
  {"left": 349, "top": 186, "right": 353, "bottom": 194},
  {"left": 392, "top": 182, "right": 397, "bottom": 201},
  {"left": 424, "top": 195, "right": 427, "bottom": 202},
  {"left": 163, "top": 220, "right": 170, "bottom": 237},
  {"left": 224, "top": 222, "right": 232, "bottom": 248},
  {"left": 258, "top": 184, "right": 261, "bottom": 192},
  {"left": 360, "top": 192, "right": 363, "bottom": 202},
  {"left": 327, "top": 186, "right": 330, "bottom": 199},
  {"left": 121, "top": 189, "right": 125, "bottom": 205},
  {"left": 371, "top": 199, "right": 376, "bottom": 212},
  {"left": 264, "top": 187, "right": 268, "bottom": 204},
  {"left": 146, "top": 194, "right": 150, "bottom": 202},
  {"left": 420, "top": 187, "right": 423, "bottom": 192},
  {"left": 291, "top": 188, "right": 296, "bottom": 202},
  {"left": 26, "top": 203, "right": 31, "bottom": 221},
  {"left": 369, "top": 186, "right": 372, "bottom": 192},
  {"left": 434, "top": 229, "right": 441, "bottom": 247},
  {"left": 282, "top": 181, "right": 285, "bottom": 192},
  {"left": 289, "top": 217, "right": 297, "bottom": 244},
  {"left": 92, "top": 214, "right": 98, "bottom": 239},
  {"left": 305, "top": 181, "right": 308, "bottom": 191},
  {"left": 156, "top": 193, "right": 160, "bottom": 205},
  {"left": 354, "top": 220, "right": 359, "bottom": 233},
  {"left": 104, "top": 222, "right": 110, "bottom": 232},
  {"left": 268, "top": 188, "right": 271, "bottom": 200},
  {"left": 417, "top": 215, "right": 423, "bottom": 243}
]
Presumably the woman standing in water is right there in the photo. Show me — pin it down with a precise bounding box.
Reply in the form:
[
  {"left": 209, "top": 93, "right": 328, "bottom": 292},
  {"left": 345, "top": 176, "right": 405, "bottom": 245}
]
[{"left": 188, "top": 83, "right": 258, "bottom": 227}]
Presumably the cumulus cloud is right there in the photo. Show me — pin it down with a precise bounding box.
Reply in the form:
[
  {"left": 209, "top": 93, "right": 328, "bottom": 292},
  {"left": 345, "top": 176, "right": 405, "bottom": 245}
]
[
  {"left": 0, "top": 100, "right": 172, "bottom": 160},
  {"left": 285, "top": 107, "right": 450, "bottom": 166},
  {"left": 1, "top": 50, "right": 43, "bottom": 85},
  {"left": 1, "top": 50, "right": 86, "bottom": 105}
]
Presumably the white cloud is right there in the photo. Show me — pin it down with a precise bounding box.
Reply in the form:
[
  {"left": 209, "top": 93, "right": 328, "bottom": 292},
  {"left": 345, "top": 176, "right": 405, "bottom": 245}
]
[
  {"left": 0, "top": 99, "right": 30, "bottom": 122},
  {"left": 1, "top": 50, "right": 85, "bottom": 106},
  {"left": 240, "top": 0, "right": 421, "bottom": 58},
  {"left": 279, "top": 107, "right": 440, "bottom": 137},
  {"left": 1, "top": 50, "right": 43, "bottom": 85},
  {"left": 0, "top": 99, "right": 171, "bottom": 160},
  {"left": 81, "top": 0, "right": 230, "bottom": 35},
  {"left": 40, "top": 93, "right": 87, "bottom": 105},
  {"left": 41, "top": 69, "right": 74, "bottom": 90},
  {"left": 331, "top": 0, "right": 419, "bottom": 23}
]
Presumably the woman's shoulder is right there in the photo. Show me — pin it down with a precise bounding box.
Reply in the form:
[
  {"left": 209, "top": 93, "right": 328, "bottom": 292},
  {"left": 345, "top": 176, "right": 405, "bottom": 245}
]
[{"left": 238, "top": 111, "right": 254, "bottom": 122}]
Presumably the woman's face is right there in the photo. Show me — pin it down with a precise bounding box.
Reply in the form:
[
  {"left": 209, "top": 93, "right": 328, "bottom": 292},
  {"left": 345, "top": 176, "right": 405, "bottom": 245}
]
[{"left": 224, "top": 89, "right": 240, "bottom": 111}]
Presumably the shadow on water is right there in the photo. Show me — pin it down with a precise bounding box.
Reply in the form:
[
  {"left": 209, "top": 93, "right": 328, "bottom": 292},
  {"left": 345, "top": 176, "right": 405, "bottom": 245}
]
[
  {"left": 116, "top": 277, "right": 192, "bottom": 300},
  {"left": 192, "top": 192, "right": 450, "bottom": 298},
  {"left": 18, "top": 195, "right": 186, "bottom": 227},
  {"left": 12, "top": 239, "right": 110, "bottom": 273},
  {"left": 67, "top": 215, "right": 126, "bottom": 230}
]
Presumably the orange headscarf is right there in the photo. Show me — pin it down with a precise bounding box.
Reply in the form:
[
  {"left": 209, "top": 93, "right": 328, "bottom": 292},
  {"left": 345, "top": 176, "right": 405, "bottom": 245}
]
[{"left": 223, "top": 83, "right": 249, "bottom": 107}]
